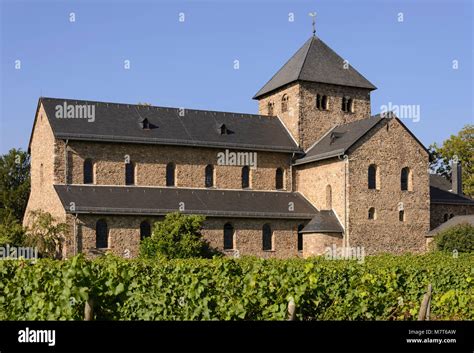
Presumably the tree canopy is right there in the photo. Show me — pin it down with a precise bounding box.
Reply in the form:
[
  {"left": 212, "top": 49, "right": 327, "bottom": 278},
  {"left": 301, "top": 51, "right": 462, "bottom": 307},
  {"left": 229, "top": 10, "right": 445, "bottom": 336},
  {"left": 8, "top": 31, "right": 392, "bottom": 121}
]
[
  {"left": 429, "top": 124, "right": 473, "bottom": 197},
  {"left": 0, "top": 148, "right": 30, "bottom": 222}
]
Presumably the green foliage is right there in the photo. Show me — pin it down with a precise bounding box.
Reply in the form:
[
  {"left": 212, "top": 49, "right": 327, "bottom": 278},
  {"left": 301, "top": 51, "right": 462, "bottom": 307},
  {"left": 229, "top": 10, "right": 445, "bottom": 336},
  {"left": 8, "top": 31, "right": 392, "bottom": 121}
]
[
  {"left": 0, "top": 253, "right": 472, "bottom": 321},
  {"left": 435, "top": 223, "right": 474, "bottom": 253},
  {"left": 139, "top": 212, "right": 216, "bottom": 259},
  {"left": 0, "top": 212, "right": 27, "bottom": 247},
  {"left": 0, "top": 148, "right": 30, "bottom": 222},
  {"left": 25, "top": 210, "right": 69, "bottom": 259},
  {"left": 429, "top": 124, "right": 474, "bottom": 197}
]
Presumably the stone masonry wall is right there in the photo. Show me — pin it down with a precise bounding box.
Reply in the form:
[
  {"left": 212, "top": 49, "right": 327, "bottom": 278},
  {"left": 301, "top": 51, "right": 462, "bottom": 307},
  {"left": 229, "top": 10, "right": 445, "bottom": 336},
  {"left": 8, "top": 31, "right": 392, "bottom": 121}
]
[
  {"left": 299, "top": 82, "right": 372, "bottom": 150},
  {"left": 295, "top": 158, "right": 347, "bottom": 229},
  {"left": 23, "top": 104, "right": 67, "bottom": 226},
  {"left": 430, "top": 203, "right": 474, "bottom": 230},
  {"left": 347, "top": 118, "right": 430, "bottom": 254},
  {"left": 67, "top": 215, "right": 308, "bottom": 259},
  {"left": 302, "top": 232, "right": 343, "bottom": 258},
  {"left": 64, "top": 141, "right": 293, "bottom": 191},
  {"left": 257, "top": 83, "right": 301, "bottom": 145},
  {"left": 257, "top": 82, "right": 372, "bottom": 150}
]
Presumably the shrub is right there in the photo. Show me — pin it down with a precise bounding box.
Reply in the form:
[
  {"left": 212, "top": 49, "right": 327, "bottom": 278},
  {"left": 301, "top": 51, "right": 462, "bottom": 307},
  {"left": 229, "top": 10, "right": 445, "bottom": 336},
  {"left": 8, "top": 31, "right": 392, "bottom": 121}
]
[
  {"left": 25, "top": 210, "right": 69, "bottom": 258},
  {"left": 139, "top": 212, "right": 219, "bottom": 259},
  {"left": 434, "top": 223, "right": 474, "bottom": 253}
]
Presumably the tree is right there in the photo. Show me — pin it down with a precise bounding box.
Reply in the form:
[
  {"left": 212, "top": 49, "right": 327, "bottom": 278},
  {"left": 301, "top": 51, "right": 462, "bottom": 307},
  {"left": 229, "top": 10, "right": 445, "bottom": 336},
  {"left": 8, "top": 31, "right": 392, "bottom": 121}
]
[
  {"left": 139, "top": 212, "right": 218, "bottom": 259},
  {"left": 429, "top": 124, "right": 473, "bottom": 197},
  {"left": 0, "top": 212, "right": 27, "bottom": 247},
  {"left": 25, "top": 210, "right": 68, "bottom": 259},
  {"left": 0, "top": 148, "right": 30, "bottom": 221}
]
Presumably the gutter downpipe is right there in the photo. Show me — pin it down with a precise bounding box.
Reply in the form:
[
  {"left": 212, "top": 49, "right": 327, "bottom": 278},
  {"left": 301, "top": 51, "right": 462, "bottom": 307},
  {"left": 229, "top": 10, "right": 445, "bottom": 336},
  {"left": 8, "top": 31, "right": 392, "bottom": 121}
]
[
  {"left": 73, "top": 214, "right": 78, "bottom": 256},
  {"left": 65, "top": 139, "right": 69, "bottom": 184},
  {"left": 290, "top": 152, "right": 296, "bottom": 191},
  {"left": 338, "top": 154, "right": 349, "bottom": 248}
]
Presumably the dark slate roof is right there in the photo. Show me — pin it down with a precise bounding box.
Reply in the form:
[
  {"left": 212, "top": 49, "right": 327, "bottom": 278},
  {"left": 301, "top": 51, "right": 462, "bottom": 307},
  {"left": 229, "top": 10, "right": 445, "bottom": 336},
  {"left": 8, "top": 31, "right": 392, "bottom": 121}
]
[
  {"left": 253, "top": 36, "right": 376, "bottom": 99},
  {"left": 430, "top": 186, "right": 474, "bottom": 205},
  {"left": 428, "top": 215, "right": 474, "bottom": 237},
  {"left": 430, "top": 174, "right": 451, "bottom": 191},
  {"left": 54, "top": 185, "right": 317, "bottom": 219},
  {"left": 294, "top": 113, "right": 429, "bottom": 166},
  {"left": 294, "top": 117, "right": 384, "bottom": 165},
  {"left": 300, "top": 210, "right": 344, "bottom": 234},
  {"left": 36, "top": 97, "right": 300, "bottom": 153}
]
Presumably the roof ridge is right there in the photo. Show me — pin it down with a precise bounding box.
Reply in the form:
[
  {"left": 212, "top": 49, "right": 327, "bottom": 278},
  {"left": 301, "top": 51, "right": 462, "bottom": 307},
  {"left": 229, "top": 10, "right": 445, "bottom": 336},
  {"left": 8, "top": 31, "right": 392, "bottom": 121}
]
[
  {"left": 296, "top": 36, "right": 315, "bottom": 81},
  {"left": 252, "top": 37, "right": 312, "bottom": 99},
  {"left": 41, "top": 96, "right": 271, "bottom": 119}
]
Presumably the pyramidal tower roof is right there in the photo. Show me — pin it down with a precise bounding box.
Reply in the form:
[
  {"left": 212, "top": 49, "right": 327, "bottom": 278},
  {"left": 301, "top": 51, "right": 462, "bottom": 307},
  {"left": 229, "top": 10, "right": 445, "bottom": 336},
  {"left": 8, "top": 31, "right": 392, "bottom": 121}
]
[{"left": 253, "top": 36, "right": 376, "bottom": 99}]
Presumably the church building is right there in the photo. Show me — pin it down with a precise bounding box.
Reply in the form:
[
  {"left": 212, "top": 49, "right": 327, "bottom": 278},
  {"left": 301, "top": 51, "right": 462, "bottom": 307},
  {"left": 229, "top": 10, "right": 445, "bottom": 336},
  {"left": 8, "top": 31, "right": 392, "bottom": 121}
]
[{"left": 23, "top": 34, "right": 474, "bottom": 258}]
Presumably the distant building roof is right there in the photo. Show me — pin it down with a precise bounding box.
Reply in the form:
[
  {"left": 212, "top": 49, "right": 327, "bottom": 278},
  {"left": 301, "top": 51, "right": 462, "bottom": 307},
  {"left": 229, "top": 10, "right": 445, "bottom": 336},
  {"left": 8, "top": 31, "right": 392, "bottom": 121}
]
[
  {"left": 54, "top": 185, "right": 317, "bottom": 219},
  {"left": 300, "top": 210, "right": 344, "bottom": 234},
  {"left": 427, "top": 215, "right": 474, "bottom": 237},
  {"left": 253, "top": 36, "right": 376, "bottom": 99},
  {"left": 34, "top": 97, "right": 301, "bottom": 153},
  {"left": 430, "top": 186, "right": 474, "bottom": 205},
  {"left": 429, "top": 174, "right": 451, "bottom": 191}
]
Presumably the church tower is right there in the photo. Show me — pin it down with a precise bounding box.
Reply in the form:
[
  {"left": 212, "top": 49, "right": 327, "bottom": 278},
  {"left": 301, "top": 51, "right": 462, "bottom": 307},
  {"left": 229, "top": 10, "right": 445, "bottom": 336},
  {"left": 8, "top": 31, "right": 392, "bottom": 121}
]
[{"left": 253, "top": 35, "right": 376, "bottom": 151}]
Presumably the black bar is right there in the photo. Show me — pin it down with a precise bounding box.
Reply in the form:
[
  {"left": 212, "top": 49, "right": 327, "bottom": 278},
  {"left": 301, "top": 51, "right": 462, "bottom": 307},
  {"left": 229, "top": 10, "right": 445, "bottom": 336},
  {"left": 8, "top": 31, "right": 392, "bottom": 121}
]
[{"left": 0, "top": 321, "right": 472, "bottom": 353}]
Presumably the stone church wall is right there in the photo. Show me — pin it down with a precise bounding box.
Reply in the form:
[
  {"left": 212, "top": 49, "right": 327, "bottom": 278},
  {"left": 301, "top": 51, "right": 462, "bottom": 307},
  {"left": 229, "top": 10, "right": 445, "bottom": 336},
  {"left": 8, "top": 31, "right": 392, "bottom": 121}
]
[
  {"left": 430, "top": 203, "right": 474, "bottom": 230},
  {"left": 62, "top": 141, "right": 293, "bottom": 191},
  {"left": 23, "top": 104, "right": 67, "bottom": 226},
  {"left": 64, "top": 215, "right": 308, "bottom": 259},
  {"left": 347, "top": 118, "right": 430, "bottom": 254}
]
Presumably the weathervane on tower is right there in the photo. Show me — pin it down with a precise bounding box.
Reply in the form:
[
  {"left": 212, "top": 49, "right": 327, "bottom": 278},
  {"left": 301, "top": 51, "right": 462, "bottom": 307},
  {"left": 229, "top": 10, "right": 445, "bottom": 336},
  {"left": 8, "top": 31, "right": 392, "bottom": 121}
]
[{"left": 309, "top": 12, "right": 316, "bottom": 36}]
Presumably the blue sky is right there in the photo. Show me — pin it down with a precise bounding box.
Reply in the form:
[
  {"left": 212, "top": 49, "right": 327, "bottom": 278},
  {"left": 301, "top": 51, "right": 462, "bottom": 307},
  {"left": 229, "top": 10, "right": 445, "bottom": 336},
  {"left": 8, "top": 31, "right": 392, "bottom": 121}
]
[{"left": 0, "top": 0, "right": 472, "bottom": 154}]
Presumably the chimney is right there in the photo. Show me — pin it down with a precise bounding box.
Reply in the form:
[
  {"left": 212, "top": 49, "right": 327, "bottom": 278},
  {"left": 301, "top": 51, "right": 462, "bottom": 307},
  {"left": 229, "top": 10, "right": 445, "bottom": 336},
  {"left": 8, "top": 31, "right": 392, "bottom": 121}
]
[{"left": 452, "top": 162, "right": 463, "bottom": 195}]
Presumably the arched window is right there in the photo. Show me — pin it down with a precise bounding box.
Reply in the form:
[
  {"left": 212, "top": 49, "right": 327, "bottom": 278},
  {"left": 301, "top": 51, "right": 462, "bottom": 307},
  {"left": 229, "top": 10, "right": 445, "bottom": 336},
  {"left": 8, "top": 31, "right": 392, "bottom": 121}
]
[
  {"left": 275, "top": 168, "right": 284, "bottom": 190},
  {"left": 443, "top": 214, "right": 449, "bottom": 222},
  {"left": 297, "top": 224, "right": 304, "bottom": 252},
  {"left": 223, "top": 223, "right": 234, "bottom": 250},
  {"left": 84, "top": 159, "right": 94, "bottom": 184},
  {"left": 267, "top": 101, "right": 274, "bottom": 115},
  {"left": 125, "top": 162, "right": 135, "bottom": 185},
  {"left": 262, "top": 224, "right": 273, "bottom": 251},
  {"left": 316, "top": 94, "right": 322, "bottom": 109},
  {"left": 348, "top": 98, "right": 354, "bottom": 113},
  {"left": 322, "top": 95, "right": 328, "bottom": 110},
  {"left": 401, "top": 167, "right": 411, "bottom": 191},
  {"left": 399, "top": 210, "right": 405, "bottom": 222},
  {"left": 325, "top": 185, "right": 332, "bottom": 209},
  {"left": 205, "top": 164, "right": 214, "bottom": 188},
  {"left": 281, "top": 94, "right": 289, "bottom": 113},
  {"left": 166, "top": 162, "right": 175, "bottom": 186},
  {"left": 96, "top": 219, "right": 108, "bottom": 248},
  {"left": 242, "top": 166, "right": 250, "bottom": 189},
  {"left": 368, "top": 164, "right": 377, "bottom": 189},
  {"left": 368, "top": 207, "right": 376, "bottom": 220},
  {"left": 342, "top": 97, "right": 348, "bottom": 112},
  {"left": 140, "top": 220, "right": 151, "bottom": 240},
  {"left": 449, "top": 214, "right": 454, "bottom": 219}
]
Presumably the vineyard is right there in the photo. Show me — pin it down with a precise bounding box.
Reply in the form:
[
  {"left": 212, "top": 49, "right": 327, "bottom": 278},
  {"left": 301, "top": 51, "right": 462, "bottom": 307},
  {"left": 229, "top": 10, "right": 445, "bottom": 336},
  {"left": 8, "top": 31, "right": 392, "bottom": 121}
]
[{"left": 0, "top": 253, "right": 472, "bottom": 320}]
